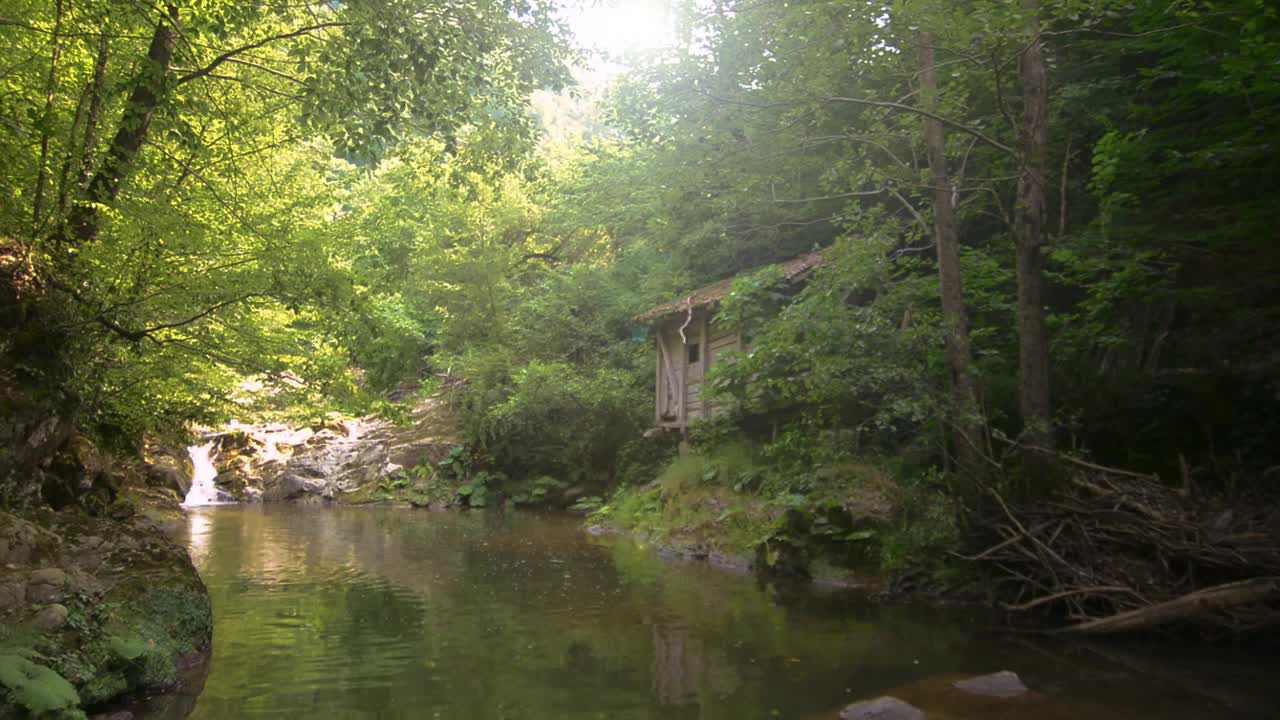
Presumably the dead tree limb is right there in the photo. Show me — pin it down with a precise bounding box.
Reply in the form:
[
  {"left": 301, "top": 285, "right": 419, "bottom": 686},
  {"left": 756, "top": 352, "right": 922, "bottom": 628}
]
[{"left": 1060, "top": 577, "right": 1280, "bottom": 634}]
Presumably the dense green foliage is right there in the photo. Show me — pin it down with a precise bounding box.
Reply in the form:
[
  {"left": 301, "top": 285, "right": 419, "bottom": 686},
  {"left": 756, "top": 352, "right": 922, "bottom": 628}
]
[
  {"left": 0, "top": 0, "right": 571, "bottom": 452},
  {"left": 0, "top": 653, "right": 84, "bottom": 720},
  {"left": 2, "top": 0, "right": 1277, "bottom": 578}
]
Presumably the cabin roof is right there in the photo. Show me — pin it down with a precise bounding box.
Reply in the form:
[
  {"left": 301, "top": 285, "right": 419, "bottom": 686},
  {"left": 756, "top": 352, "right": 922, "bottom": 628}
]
[{"left": 636, "top": 250, "right": 826, "bottom": 322}]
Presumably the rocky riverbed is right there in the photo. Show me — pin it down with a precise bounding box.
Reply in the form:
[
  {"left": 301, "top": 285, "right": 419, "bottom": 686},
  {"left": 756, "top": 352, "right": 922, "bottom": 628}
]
[{"left": 195, "top": 398, "right": 459, "bottom": 505}]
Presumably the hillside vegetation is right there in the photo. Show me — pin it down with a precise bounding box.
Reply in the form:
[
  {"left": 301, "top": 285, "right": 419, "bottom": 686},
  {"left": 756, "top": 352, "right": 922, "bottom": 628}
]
[{"left": 1, "top": 0, "right": 1277, "bottom": 642}]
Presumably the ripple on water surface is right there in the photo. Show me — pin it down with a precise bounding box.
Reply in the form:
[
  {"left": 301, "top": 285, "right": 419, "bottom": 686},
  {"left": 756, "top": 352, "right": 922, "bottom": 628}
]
[{"left": 149, "top": 506, "right": 1280, "bottom": 720}]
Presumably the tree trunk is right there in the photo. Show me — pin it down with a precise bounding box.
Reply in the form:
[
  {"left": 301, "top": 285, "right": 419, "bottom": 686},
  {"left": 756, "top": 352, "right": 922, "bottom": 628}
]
[
  {"left": 55, "top": 33, "right": 110, "bottom": 221},
  {"left": 65, "top": 5, "right": 179, "bottom": 245},
  {"left": 73, "top": 34, "right": 112, "bottom": 200},
  {"left": 918, "top": 32, "right": 984, "bottom": 483},
  {"left": 1015, "top": 0, "right": 1054, "bottom": 477},
  {"left": 31, "top": 0, "right": 65, "bottom": 232}
]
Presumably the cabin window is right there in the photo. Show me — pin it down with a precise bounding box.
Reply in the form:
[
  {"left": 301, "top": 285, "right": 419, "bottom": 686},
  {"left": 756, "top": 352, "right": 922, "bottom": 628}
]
[{"left": 687, "top": 343, "right": 701, "bottom": 364}]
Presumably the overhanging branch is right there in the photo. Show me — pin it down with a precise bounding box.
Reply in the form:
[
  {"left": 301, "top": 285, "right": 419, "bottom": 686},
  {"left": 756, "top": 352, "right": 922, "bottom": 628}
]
[
  {"left": 824, "top": 95, "right": 1017, "bottom": 157},
  {"left": 93, "top": 292, "right": 265, "bottom": 342},
  {"left": 177, "top": 22, "right": 348, "bottom": 86}
]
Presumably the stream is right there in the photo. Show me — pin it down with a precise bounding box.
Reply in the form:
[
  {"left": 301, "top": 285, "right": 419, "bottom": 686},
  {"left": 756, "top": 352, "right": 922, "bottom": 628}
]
[{"left": 137, "top": 506, "right": 1278, "bottom": 719}]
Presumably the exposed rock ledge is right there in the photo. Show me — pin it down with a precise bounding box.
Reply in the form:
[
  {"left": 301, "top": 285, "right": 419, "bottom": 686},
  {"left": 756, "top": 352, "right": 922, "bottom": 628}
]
[{"left": 201, "top": 397, "right": 459, "bottom": 504}]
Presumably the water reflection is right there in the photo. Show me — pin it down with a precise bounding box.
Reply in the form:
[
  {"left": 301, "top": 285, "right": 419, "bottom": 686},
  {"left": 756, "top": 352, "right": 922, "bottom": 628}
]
[
  {"left": 185, "top": 510, "right": 213, "bottom": 566},
  {"left": 651, "top": 622, "right": 742, "bottom": 709},
  {"left": 152, "top": 507, "right": 1279, "bottom": 720}
]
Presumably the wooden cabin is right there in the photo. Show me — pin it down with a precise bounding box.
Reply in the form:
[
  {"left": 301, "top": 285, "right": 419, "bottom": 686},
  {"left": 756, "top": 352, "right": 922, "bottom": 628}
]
[{"left": 637, "top": 251, "right": 825, "bottom": 430}]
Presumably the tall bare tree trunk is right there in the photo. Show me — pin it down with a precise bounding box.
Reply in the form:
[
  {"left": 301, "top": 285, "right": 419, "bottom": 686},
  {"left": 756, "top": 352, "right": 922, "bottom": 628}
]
[
  {"left": 1016, "top": 0, "right": 1054, "bottom": 477},
  {"left": 918, "top": 32, "right": 984, "bottom": 484}
]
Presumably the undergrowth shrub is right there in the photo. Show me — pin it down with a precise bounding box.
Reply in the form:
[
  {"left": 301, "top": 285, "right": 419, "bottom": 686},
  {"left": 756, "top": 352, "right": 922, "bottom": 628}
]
[
  {"left": 877, "top": 467, "right": 961, "bottom": 575},
  {"left": 657, "top": 443, "right": 763, "bottom": 496},
  {"left": 461, "top": 359, "right": 647, "bottom": 487},
  {"left": 598, "top": 409, "right": 962, "bottom": 577},
  {"left": 613, "top": 433, "right": 679, "bottom": 488}
]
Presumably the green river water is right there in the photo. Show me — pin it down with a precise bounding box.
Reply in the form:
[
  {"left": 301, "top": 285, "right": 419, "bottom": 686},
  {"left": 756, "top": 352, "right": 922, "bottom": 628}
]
[{"left": 134, "top": 506, "right": 1277, "bottom": 719}]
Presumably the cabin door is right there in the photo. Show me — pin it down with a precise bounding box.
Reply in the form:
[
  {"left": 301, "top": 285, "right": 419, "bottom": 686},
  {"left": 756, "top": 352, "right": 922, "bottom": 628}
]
[
  {"left": 655, "top": 330, "right": 682, "bottom": 425},
  {"left": 684, "top": 314, "right": 707, "bottom": 419}
]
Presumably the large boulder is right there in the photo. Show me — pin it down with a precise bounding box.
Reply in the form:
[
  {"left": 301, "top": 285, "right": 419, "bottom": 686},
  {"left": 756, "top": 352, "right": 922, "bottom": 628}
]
[
  {"left": 37, "top": 433, "right": 119, "bottom": 511},
  {"left": 263, "top": 467, "right": 329, "bottom": 502},
  {"left": 386, "top": 438, "right": 444, "bottom": 474},
  {"left": 142, "top": 439, "right": 193, "bottom": 495},
  {"left": 31, "top": 602, "right": 69, "bottom": 630},
  {"left": 0, "top": 513, "right": 59, "bottom": 566},
  {"left": 26, "top": 567, "right": 69, "bottom": 603},
  {"left": 0, "top": 403, "right": 77, "bottom": 509},
  {"left": 0, "top": 509, "right": 211, "bottom": 717},
  {"left": 0, "top": 581, "right": 24, "bottom": 610}
]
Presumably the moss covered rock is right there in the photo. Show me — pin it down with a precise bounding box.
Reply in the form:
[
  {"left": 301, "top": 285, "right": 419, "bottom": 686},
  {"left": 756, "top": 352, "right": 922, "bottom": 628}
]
[{"left": 0, "top": 510, "right": 210, "bottom": 717}]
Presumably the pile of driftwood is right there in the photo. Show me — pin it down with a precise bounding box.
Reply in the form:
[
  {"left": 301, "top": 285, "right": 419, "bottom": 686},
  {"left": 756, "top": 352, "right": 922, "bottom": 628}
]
[{"left": 966, "top": 461, "right": 1280, "bottom": 636}]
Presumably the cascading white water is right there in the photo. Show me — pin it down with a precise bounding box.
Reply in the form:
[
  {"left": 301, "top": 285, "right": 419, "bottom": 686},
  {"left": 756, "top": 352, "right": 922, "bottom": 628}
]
[{"left": 182, "top": 441, "right": 233, "bottom": 507}]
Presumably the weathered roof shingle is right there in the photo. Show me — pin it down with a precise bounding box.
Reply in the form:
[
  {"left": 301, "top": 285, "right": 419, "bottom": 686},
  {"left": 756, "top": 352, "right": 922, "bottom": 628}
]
[{"left": 636, "top": 250, "right": 826, "bottom": 322}]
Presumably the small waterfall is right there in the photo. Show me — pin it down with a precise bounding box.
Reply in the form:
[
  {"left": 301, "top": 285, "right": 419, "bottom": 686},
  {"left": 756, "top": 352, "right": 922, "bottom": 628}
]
[{"left": 182, "top": 441, "right": 234, "bottom": 507}]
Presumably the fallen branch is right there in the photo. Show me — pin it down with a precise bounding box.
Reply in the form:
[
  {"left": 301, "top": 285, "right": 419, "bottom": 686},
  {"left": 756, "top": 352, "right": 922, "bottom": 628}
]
[
  {"left": 1059, "top": 577, "right": 1280, "bottom": 634},
  {"left": 965, "top": 445, "right": 1280, "bottom": 637},
  {"left": 1004, "top": 585, "right": 1143, "bottom": 612},
  {"left": 954, "top": 519, "right": 1054, "bottom": 561}
]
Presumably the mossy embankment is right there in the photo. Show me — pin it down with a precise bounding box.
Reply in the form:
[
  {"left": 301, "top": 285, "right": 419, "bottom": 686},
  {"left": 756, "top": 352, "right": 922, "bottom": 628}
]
[
  {"left": 0, "top": 507, "right": 211, "bottom": 720},
  {"left": 583, "top": 437, "right": 968, "bottom": 595},
  {"left": 0, "top": 426, "right": 211, "bottom": 719}
]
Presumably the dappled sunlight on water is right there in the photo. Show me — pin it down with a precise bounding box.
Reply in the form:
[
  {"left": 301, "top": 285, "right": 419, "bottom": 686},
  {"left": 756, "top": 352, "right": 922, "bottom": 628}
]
[{"left": 142, "top": 507, "right": 1279, "bottom": 720}]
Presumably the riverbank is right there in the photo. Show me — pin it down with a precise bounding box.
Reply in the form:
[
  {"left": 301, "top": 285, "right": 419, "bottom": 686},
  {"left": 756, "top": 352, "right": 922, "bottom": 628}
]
[
  {"left": 0, "top": 506, "right": 210, "bottom": 719},
  {"left": 192, "top": 415, "right": 962, "bottom": 604},
  {"left": 580, "top": 447, "right": 965, "bottom": 600},
  {"left": 0, "top": 420, "right": 212, "bottom": 719}
]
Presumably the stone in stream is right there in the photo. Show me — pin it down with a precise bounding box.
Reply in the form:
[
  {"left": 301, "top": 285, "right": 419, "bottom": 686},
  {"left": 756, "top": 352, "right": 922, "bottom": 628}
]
[
  {"left": 839, "top": 696, "right": 927, "bottom": 720},
  {"left": 952, "top": 670, "right": 1030, "bottom": 699},
  {"left": 826, "top": 671, "right": 1043, "bottom": 720}
]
